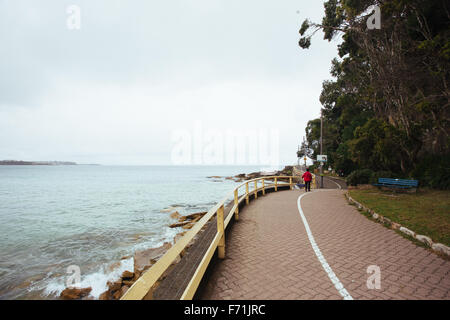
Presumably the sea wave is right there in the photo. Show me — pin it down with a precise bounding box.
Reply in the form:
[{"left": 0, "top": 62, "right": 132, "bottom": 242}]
[
  {"left": 35, "top": 227, "right": 179, "bottom": 299},
  {"left": 40, "top": 257, "right": 134, "bottom": 299}
]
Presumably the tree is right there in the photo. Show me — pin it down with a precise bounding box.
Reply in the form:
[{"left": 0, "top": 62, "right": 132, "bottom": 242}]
[{"left": 298, "top": 0, "right": 449, "bottom": 187}]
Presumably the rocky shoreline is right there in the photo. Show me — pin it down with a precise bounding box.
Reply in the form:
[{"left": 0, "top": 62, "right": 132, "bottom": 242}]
[
  {"left": 207, "top": 166, "right": 294, "bottom": 183},
  {"left": 60, "top": 166, "right": 295, "bottom": 300},
  {"left": 60, "top": 208, "right": 210, "bottom": 300}
]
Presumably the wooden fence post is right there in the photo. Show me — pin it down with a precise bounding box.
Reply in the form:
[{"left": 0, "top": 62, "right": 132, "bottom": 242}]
[
  {"left": 234, "top": 189, "right": 239, "bottom": 220},
  {"left": 217, "top": 205, "right": 225, "bottom": 259},
  {"left": 245, "top": 182, "right": 249, "bottom": 205}
]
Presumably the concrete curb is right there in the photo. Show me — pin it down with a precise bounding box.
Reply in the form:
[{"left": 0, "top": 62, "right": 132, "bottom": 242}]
[{"left": 344, "top": 191, "right": 450, "bottom": 258}]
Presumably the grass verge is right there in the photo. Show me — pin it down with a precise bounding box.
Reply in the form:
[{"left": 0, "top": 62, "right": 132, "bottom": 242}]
[{"left": 349, "top": 187, "right": 450, "bottom": 247}]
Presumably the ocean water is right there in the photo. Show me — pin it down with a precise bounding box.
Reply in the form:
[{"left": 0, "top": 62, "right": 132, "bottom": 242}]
[{"left": 0, "top": 165, "right": 266, "bottom": 299}]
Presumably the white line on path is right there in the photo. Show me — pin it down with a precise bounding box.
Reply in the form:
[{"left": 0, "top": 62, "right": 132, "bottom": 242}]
[{"left": 296, "top": 191, "right": 353, "bottom": 300}]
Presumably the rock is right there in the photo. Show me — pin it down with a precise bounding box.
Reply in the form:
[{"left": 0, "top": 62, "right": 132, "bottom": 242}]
[
  {"left": 99, "top": 291, "right": 110, "bottom": 300},
  {"left": 399, "top": 226, "right": 415, "bottom": 237},
  {"left": 372, "top": 213, "right": 379, "bottom": 220},
  {"left": 246, "top": 172, "right": 261, "bottom": 179},
  {"left": 415, "top": 234, "right": 433, "bottom": 247},
  {"left": 261, "top": 171, "right": 277, "bottom": 176},
  {"left": 133, "top": 242, "right": 172, "bottom": 275},
  {"left": 117, "top": 285, "right": 129, "bottom": 299},
  {"left": 133, "top": 269, "right": 141, "bottom": 281},
  {"left": 121, "top": 270, "right": 134, "bottom": 280},
  {"left": 170, "top": 211, "right": 181, "bottom": 219},
  {"left": 169, "top": 221, "right": 191, "bottom": 228},
  {"left": 107, "top": 280, "right": 122, "bottom": 292},
  {"left": 182, "top": 222, "right": 195, "bottom": 230},
  {"left": 432, "top": 243, "right": 450, "bottom": 256},
  {"left": 183, "top": 212, "right": 206, "bottom": 221},
  {"left": 60, "top": 287, "right": 92, "bottom": 300},
  {"left": 193, "top": 217, "right": 202, "bottom": 224},
  {"left": 235, "top": 173, "right": 246, "bottom": 178},
  {"left": 99, "top": 279, "right": 124, "bottom": 300},
  {"left": 122, "top": 280, "right": 135, "bottom": 286},
  {"left": 172, "top": 212, "right": 205, "bottom": 228},
  {"left": 382, "top": 217, "right": 392, "bottom": 226},
  {"left": 391, "top": 222, "right": 401, "bottom": 230},
  {"left": 113, "top": 290, "right": 121, "bottom": 300},
  {"left": 173, "top": 232, "right": 186, "bottom": 245}
]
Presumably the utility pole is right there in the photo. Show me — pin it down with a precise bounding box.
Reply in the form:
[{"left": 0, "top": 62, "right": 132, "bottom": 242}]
[{"left": 320, "top": 111, "right": 324, "bottom": 188}]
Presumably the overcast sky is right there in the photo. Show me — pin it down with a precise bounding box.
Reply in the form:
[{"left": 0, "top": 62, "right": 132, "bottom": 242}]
[{"left": 0, "top": 0, "right": 340, "bottom": 166}]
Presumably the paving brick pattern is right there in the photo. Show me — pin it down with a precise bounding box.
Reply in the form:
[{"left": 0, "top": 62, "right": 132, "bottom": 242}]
[{"left": 197, "top": 190, "right": 450, "bottom": 300}]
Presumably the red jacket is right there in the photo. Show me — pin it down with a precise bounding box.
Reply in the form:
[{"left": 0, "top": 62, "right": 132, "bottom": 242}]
[{"left": 302, "top": 171, "right": 312, "bottom": 182}]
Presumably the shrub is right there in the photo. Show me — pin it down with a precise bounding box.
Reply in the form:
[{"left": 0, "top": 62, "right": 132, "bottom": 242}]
[
  {"left": 412, "top": 154, "right": 450, "bottom": 190},
  {"left": 346, "top": 169, "right": 374, "bottom": 186},
  {"left": 370, "top": 171, "right": 393, "bottom": 184}
]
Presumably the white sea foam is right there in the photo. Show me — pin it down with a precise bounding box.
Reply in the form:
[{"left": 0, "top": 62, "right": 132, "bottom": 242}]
[
  {"left": 41, "top": 226, "right": 181, "bottom": 299},
  {"left": 130, "top": 225, "right": 179, "bottom": 252},
  {"left": 41, "top": 226, "right": 180, "bottom": 299},
  {"left": 42, "top": 257, "right": 134, "bottom": 299}
]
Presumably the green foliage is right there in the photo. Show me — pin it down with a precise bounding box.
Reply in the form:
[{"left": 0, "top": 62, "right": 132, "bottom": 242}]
[
  {"left": 335, "top": 157, "right": 357, "bottom": 176},
  {"left": 412, "top": 154, "right": 450, "bottom": 190},
  {"left": 349, "top": 119, "right": 405, "bottom": 172},
  {"left": 299, "top": 19, "right": 310, "bottom": 36},
  {"left": 370, "top": 171, "right": 394, "bottom": 184},
  {"left": 298, "top": 37, "right": 311, "bottom": 49},
  {"left": 346, "top": 169, "right": 374, "bottom": 186}
]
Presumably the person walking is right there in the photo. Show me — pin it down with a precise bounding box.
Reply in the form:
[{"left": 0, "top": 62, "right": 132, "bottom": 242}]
[{"left": 302, "top": 168, "right": 312, "bottom": 192}]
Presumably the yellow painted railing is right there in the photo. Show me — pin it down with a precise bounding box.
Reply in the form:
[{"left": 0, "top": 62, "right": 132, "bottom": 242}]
[{"left": 121, "top": 175, "right": 297, "bottom": 300}]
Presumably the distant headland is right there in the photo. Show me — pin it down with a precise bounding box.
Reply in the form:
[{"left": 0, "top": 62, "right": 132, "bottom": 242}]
[{"left": 0, "top": 160, "right": 77, "bottom": 165}]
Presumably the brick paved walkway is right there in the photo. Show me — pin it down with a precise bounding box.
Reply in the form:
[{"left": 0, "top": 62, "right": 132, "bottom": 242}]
[{"left": 197, "top": 189, "right": 450, "bottom": 300}]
